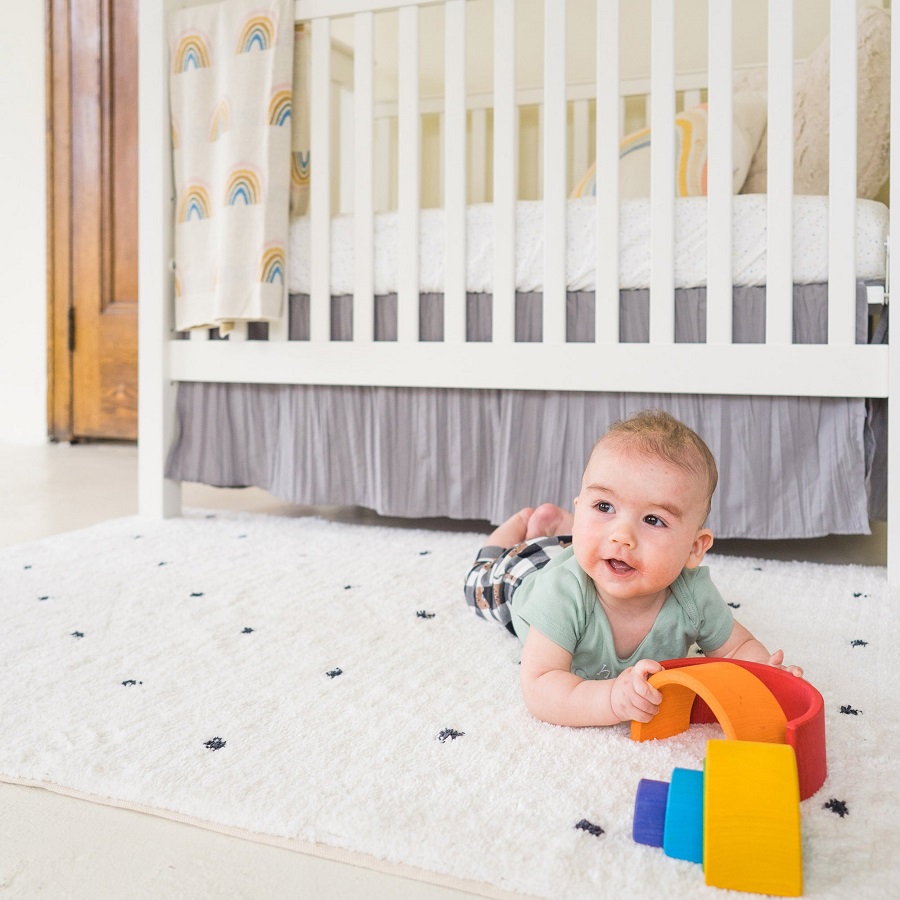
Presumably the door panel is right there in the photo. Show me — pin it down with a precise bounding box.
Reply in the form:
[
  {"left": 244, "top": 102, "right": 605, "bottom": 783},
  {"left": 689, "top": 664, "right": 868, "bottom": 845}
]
[{"left": 49, "top": 0, "right": 138, "bottom": 441}]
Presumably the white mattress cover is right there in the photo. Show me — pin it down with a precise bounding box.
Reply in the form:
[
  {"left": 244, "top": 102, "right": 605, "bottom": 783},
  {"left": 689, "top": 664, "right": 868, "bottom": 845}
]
[{"left": 287, "top": 195, "right": 888, "bottom": 295}]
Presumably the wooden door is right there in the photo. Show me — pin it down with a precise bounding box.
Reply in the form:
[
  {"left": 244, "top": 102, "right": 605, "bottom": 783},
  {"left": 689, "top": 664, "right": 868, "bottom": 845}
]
[{"left": 48, "top": 0, "right": 139, "bottom": 441}]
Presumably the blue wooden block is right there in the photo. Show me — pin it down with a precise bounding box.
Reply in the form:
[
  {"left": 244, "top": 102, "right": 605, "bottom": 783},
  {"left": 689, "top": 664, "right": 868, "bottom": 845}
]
[
  {"left": 663, "top": 767, "right": 704, "bottom": 864},
  {"left": 633, "top": 778, "right": 669, "bottom": 847}
]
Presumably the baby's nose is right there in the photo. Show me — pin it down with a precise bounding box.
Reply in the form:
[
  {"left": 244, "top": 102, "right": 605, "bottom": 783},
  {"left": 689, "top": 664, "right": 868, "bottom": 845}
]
[{"left": 609, "top": 523, "right": 636, "bottom": 547}]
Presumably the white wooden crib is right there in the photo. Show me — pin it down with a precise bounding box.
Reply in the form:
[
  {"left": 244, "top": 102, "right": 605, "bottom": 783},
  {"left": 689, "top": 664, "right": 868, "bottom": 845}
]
[{"left": 138, "top": 0, "right": 900, "bottom": 583}]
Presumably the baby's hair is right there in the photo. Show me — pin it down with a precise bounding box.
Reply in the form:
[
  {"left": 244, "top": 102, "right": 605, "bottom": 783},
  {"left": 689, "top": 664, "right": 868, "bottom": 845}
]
[{"left": 594, "top": 409, "right": 719, "bottom": 519}]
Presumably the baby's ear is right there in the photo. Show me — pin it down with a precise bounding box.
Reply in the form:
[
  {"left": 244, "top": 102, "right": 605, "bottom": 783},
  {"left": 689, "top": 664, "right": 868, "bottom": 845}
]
[{"left": 689, "top": 528, "right": 714, "bottom": 566}]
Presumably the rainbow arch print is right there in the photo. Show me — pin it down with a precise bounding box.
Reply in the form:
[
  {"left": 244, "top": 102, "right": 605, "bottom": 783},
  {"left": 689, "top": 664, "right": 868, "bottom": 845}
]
[
  {"left": 235, "top": 13, "right": 277, "bottom": 54},
  {"left": 268, "top": 88, "right": 292, "bottom": 126},
  {"left": 292, "top": 150, "right": 310, "bottom": 189},
  {"left": 209, "top": 100, "right": 231, "bottom": 141},
  {"left": 620, "top": 126, "right": 650, "bottom": 160},
  {"left": 173, "top": 31, "right": 212, "bottom": 73},
  {"left": 259, "top": 244, "right": 286, "bottom": 284},
  {"left": 177, "top": 183, "right": 212, "bottom": 223},
  {"left": 224, "top": 167, "right": 263, "bottom": 206}
]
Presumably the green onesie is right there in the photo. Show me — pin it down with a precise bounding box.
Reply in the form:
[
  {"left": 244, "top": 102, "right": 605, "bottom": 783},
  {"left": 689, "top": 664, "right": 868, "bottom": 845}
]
[{"left": 509, "top": 546, "right": 734, "bottom": 680}]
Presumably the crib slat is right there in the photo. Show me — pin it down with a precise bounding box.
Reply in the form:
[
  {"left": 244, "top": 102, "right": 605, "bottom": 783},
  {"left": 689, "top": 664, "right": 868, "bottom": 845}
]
[
  {"left": 649, "top": 0, "right": 675, "bottom": 344},
  {"left": 828, "top": 3, "right": 857, "bottom": 346},
  {"left": 705, "top": 0, "right": 733, "bottom": 344},
  {"left": 397, "top": 5, "right": 420, "bottom": 343},
  {"left": 353, "top": 11, "right": 375, "bottom": 342},
  {"left": 765, "top": 0, "right": 793, "bottom": 345},
  {"left": 543, "top": 0, "right": 566, "bottom": 344},
  {"left": 138, "top": 0, "right": 180, "bottom": 518},
  {"left": 572, "top": 99, "right": 589, "bottom": 195},
  {"left": 493, "top": 0, "right": 517, "bottom": 345},
  {"left": 268, "top": 315, "right": 289, "bottom": 342},
  {"left": 888, "top": 0, "right": 900, "bottom": 584},
  {"left": 595, "top": 0, "right": 620, "bottom": 344},
  {"left": 309, "top": 17, "right": 331, "bottom": 342},
  {"left": 226, "top": 322, "right": 248, "bottom": 342},
  {"left": 437, "top": 111, "right": 444, "bottom": 196},
  {"left": 536, "top": 105, "right": 544, "bottom": 201},
  {"left": 444, "top": 0, "right": 467, "bottom": 343}
]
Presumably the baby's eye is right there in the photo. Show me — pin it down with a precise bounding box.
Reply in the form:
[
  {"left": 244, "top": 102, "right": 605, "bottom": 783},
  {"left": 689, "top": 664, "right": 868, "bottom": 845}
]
[
  {"left": 643, "top": 515, "right": 666, "bottom": 527},
  {"left": 594, "top": 501, "right": 613, "bottom": 513}
]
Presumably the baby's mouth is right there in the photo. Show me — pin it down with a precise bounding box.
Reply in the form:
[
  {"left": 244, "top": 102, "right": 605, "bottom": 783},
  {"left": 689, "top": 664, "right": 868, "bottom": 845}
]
[{"left": 606, "top": 558, "right": 635, "bottom": 575}]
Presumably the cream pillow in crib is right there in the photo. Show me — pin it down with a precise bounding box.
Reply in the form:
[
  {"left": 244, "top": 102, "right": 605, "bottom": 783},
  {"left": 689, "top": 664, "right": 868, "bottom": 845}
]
[
  {"left": 739, "top": 6, "right": 891, "bottom": 198},
  {"left": 570, "top": 92, "right": 767, "bottom": 199}
]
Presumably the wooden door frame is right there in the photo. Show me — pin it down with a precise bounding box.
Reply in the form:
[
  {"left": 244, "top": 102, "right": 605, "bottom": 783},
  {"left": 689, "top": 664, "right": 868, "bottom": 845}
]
[{"left": 46, "top": 0, "right": 74, "bottom": 441}]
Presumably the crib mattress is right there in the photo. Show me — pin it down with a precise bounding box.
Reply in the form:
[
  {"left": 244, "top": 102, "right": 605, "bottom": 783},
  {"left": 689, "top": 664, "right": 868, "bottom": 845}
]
[{"left": 287, "top": 195, "right": 888, "bottom": 296}]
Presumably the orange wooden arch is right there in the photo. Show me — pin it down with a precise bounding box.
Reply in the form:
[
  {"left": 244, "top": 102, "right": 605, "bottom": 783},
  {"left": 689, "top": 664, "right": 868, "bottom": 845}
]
[{"left": 630, "top": 661, "right": 788, "bottom": 745}]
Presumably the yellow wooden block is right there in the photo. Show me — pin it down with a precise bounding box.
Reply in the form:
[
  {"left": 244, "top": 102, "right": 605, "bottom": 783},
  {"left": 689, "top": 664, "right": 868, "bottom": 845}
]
[
  {"left": 630, "top": 661, "right": 787, "bottom": 744},
  {"left": 704, "top": 739, "right": 803, "bottom": 897}
]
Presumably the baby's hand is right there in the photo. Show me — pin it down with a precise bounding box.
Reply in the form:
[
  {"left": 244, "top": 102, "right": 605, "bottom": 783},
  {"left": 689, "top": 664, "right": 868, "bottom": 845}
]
[
  {"left": 610, "top": 659, "right": 665, "bottom": 723},
  {"left": 767, "top": 649, "right": 804, "bottom": 678}
]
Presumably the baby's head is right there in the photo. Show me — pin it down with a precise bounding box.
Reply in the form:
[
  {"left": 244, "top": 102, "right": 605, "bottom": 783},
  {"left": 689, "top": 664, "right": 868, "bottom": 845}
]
[
  {"left": 573, "top": 410, "right": 718, "bottom": 600},
  {"left": 588, "top": 410, "right": 718, "bottom": 524}
]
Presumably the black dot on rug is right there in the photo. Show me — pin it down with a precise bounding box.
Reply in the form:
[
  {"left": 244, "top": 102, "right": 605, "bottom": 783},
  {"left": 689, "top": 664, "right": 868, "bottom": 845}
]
[{"left": 823, "top": 798, "right": 849, "bottom": 818}]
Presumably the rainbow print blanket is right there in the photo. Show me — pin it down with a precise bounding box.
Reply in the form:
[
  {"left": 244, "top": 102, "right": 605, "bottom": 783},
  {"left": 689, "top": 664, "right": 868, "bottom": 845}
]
[{"left": 169, "top": 0, "right": 293, "bottom": 333}]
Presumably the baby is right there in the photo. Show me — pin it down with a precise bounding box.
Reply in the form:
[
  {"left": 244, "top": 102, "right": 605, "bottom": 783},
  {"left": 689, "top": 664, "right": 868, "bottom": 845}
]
[{"left": 464, "top": 409, "right": 802, "bottom": 728}]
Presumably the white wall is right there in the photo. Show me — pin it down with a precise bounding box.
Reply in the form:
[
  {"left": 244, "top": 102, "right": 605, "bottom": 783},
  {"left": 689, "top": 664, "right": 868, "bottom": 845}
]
[{"left": 0, "top": 3, "right": 47, "bottom": 443}]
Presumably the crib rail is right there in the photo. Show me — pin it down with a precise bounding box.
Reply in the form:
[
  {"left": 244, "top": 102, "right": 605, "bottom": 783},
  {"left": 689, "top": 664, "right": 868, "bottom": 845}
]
[{"left": 168, "top": 339, "right": 886, "bottom": 398}]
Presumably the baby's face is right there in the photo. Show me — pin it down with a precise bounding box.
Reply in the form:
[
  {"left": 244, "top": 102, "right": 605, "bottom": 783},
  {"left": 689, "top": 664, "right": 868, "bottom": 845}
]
[{"left": 572, "top": 440, "right": 712, "bottom": 608}]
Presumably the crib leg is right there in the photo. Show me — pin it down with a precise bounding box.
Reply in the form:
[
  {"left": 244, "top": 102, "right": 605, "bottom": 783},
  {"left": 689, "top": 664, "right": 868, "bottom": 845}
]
[{"left": 137, "top": 0, "right": 181, "bottom": 519}]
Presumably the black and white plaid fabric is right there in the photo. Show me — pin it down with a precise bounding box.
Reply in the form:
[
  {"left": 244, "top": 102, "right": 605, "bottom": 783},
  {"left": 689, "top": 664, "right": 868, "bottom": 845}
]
[{"left": 464, "top": 535, "right": 572, "bottom": 635}]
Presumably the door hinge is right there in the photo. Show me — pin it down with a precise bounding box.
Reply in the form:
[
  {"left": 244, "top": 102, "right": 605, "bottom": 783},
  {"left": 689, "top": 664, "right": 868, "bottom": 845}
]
[{"left": 68, "top": 306, "right": 75, "bottom": 352}]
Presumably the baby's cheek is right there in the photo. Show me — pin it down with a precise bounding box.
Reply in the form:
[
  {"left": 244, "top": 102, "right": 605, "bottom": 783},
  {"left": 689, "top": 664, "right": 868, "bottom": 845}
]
[{"left": 571, "top": 536, "right": 596, "bottom": 571}]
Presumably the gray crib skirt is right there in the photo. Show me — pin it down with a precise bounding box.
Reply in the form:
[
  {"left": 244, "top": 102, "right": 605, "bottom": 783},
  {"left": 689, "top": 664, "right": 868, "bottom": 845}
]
[{"left": 167, "top": 283, "right": 882, "bottom": 539}]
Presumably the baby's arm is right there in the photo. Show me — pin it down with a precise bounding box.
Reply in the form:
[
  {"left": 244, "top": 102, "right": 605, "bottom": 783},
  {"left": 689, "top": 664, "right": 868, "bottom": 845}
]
[
  {"left": 519, "top": 627, "right": 664, "bottom": 726},
  {"left": 705, "top": 620, "right": 804, "bottom": 677}
]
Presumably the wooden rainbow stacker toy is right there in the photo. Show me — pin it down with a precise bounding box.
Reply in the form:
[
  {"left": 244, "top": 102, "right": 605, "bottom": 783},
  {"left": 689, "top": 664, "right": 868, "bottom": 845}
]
[{"left": 630, "top": 657, "right": 827, "bottom": 896}]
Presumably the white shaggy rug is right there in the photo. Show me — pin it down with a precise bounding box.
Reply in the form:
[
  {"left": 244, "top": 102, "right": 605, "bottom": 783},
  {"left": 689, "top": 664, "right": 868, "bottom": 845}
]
[{"left": 1, "top": 509, "right": 898, "bottom": 899}]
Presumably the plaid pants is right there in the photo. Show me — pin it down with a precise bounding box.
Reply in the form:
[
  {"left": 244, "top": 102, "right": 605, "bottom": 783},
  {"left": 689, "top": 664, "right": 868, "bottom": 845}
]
[{"left": 463, "top": 535, "right": 572, "bottom": 635}]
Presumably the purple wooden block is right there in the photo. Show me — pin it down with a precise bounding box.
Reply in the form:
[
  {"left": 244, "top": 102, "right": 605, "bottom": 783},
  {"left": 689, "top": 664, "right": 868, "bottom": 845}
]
[{"left": 633, "top": 778, "right": 670, "bottom": 847}]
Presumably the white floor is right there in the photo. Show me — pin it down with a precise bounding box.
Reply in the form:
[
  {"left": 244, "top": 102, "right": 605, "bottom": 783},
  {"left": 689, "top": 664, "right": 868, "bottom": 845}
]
[{"left": 0, "top": 441, "right": 887, "bottom": 899}]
